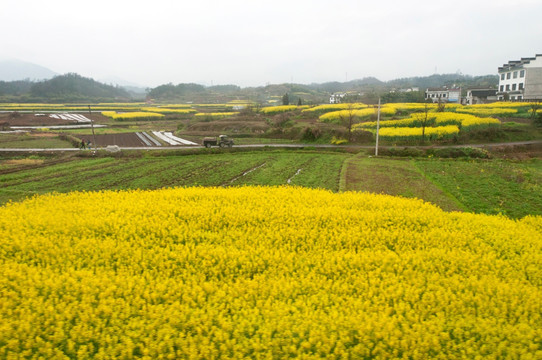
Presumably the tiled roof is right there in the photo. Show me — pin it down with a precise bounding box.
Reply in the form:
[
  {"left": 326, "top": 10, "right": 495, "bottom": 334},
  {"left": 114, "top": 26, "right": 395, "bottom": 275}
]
[{"left": 499, "top": 54, "right": 541, "bottom": 71}]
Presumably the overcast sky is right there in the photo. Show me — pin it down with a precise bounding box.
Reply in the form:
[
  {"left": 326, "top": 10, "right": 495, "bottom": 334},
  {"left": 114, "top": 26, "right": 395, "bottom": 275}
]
[{"left": 1, "top": 0, "right": 541, "bottom": 88}]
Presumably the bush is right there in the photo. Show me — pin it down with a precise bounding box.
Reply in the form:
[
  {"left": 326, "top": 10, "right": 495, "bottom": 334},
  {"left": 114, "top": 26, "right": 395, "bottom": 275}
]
[
  {"left": 331, "top": 137, "right": 348, "bottom": 145},
  {"left": 301, "top": 127, "right": 322, "bottom": 141},
  {"left": 427, "top": 147, "right": 491, "bottom": 159},
  {"left": 350, "top": 130, "right": 373, "bottom": 143},
  {"left": 375, "top": 147, "right": 424, "bottom": 157},
  {"left": 58, "top": 133, "right": 81, "bottom": 148}
]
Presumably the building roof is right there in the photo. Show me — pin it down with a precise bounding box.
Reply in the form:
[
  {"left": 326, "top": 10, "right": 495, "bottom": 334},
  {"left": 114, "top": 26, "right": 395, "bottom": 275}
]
[
  {"left": 426, "top": 87, "right": 461, "bottom": 92},
  {"left": 468, "top": 89, "right": 497, "bottom": 97},
  {"left": 498, "top": 54, "right": 542, "bottom": 72}
]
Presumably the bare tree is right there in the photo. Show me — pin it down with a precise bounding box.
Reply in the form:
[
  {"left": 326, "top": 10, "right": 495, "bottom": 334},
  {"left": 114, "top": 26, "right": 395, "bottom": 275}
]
[
  {"left": 436, "top": 96, "right": 446, "bottom": 112},
  {"left": 413, "top": 102, "right": 435, "bottom": 142},
  {"left": 338, "top": 103, "right": 358, "bottom": 142}
]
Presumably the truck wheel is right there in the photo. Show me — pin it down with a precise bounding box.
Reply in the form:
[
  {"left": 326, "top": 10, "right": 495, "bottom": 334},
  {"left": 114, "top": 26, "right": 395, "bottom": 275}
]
[{"left": 205, "top": 143, "right": 211, "bottom": 148}]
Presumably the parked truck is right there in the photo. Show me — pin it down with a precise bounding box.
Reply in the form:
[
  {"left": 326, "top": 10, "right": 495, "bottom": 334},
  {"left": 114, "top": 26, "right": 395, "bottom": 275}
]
[{"left": 202, "top": 135, "right": 234, "bottom": 148}]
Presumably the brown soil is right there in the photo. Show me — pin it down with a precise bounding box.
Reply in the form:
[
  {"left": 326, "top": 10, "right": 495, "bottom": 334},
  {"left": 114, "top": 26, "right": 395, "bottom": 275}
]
[
  {"left": 78, "top": 133, "right": 151, "bottom": 147},
  {"left": 187, "top": 120, "right": 269, "bottom": 133}
]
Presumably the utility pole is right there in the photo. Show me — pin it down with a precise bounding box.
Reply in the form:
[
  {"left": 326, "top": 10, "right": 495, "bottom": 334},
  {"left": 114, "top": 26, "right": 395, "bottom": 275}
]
[
  {"left": 375, "top": 98, "right": 381, "bottom": 156},
  {"left": 88, "top": 105, "right": 97, "bottom": 152}
]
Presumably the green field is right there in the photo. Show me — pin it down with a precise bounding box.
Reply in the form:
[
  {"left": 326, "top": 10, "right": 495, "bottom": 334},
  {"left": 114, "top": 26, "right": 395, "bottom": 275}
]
[
  {"left": 1, "top": 149, "right": 541, "bottom": 219},
  {"left": 0, "top": 133, "right": 72, "bottom": 148}
]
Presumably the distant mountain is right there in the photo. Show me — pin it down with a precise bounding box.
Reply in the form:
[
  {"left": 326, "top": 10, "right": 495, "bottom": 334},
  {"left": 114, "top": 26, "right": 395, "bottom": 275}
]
[
  {"left": 29, "top": 73, "right": 132, "bottom": 102},
  {"left": 100, "top": 76, "right": 148, "bottom": 95},
  {"left": 0, "top": 59, "right": 57, "bottom": 81},
  {"left": 386, "top": 74, "right": 499, "bottom": 90},
  {"left": 308, "top": 77, "right": 385, "bottom": 93}
]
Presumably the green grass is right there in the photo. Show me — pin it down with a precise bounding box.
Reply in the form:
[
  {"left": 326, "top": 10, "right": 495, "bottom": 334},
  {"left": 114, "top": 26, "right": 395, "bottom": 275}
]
[
  {"left": 230, "top": 138, "right": 296, "bottom": 145},
  {"left": 0, "top": 151, "right": 350, "bottom": 204},
  {"left": 1, "top": 150, "right": 540, "bottom": 219},
  {"left": 413, "top": 158, "right": 542, "bottom": 218},
  {"left": 341, "top": 156, "right": 465, "bottom": 212},
  {"left": 0, "top": 133, "right": 73, "bottom": 148}
]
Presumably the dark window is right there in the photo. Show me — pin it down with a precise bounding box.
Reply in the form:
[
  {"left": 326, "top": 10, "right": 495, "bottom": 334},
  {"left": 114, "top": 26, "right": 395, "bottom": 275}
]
[
  {"left": 507, "top": 73, "right": 511, "bottom": 79},
  {"left": 506, "top": 84, "right": 510, "bottom": 91},
  {"left": 520, "top": 70, "right": 525, "bottom": 77},
  {"left": 500, "top": 85, "right": 504, "bottom": 92},
  {"left": 501, "top": 74, "right": 505, "bottom": 80},
  {"left": 519, "top": 83, "right": 524, "bottom": 90},
  {"left": 513, "top": 71, "right": 518, "bottom": 78},
  {"left": 512, "top": 84, "right": 517, "bottom": 91}
]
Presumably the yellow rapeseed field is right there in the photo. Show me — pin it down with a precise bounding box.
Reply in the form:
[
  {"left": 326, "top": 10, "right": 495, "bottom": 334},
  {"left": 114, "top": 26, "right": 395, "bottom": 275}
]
[
  {"left": 377, "top": 125, "right": 460, "bottom": 141},
  {"left": 194, "top": 112, "right": 239, "bottom": 119},
  {"left": 101, "top": 111, "right": 165, "bottom": 121},
  {"left": 259, "top": 105, "right": 310, "bottom": 115},
  {"left": 1, "top": 187, "right": 541, "bottom": 359}
]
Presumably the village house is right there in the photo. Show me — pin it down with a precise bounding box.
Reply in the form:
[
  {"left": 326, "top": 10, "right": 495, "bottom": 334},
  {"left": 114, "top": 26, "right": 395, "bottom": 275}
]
[
  {"left": 497, "top": 54, "right": 542, "bottom": 101},
  {"left": 424, "top": 87, "right": 461, "bottom": 103}
]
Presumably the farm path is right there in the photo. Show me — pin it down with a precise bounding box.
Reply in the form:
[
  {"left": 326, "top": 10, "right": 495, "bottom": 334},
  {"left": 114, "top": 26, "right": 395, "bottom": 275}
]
[{"left": 0, "top": 139, "right": 540, "bottom": 153}]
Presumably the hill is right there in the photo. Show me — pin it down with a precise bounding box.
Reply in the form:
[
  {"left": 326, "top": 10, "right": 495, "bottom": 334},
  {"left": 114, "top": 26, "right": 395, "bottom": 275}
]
[
  {"left": 28, "top": 73, "right": 132, "bottom": 102},
  {"left": 0, "top": 59, "right": 57, "bottom": 81},
  {"left": 0, "top": 69, "right": 499, "bottom": 104},
  {"left": 146, "top": 74, "right": 498, "bottom": 104}
]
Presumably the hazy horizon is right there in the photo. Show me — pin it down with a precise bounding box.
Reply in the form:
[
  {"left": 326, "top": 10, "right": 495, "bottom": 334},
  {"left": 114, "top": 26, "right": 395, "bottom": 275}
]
[{"left": 2, "top": 0, "right": 541, "bottom": 88}]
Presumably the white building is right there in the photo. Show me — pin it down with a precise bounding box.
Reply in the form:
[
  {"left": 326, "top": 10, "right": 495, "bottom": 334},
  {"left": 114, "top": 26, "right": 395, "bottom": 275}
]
[
  {"left": 497, "top": 54, "right": 542, "bottom": 101},
  {"left": 424, "top": 87, "right": 461, "bottom": 103},
  {"left": 330, "top": 93, "right": 346, "bottom": 104}
]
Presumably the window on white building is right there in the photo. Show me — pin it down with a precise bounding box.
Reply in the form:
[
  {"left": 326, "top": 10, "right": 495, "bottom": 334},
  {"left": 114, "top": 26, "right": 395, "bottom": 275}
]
[
  {"left": 506, "top": 84, "right": 510, "bottom": 91},
  {"left": 513, "top": 71, "right": 518, "bottom": 78},
  {"left": 520, "top": 70, "right": 525, "bottom": 77},
  {"left": 512, "top": 84, "right": 517, "bottom": 91},
  {"left": 519, "top": 83, "right": 524, "bottom": 90},
  {"left": 507, "top": 73, "right": 511, "bottom": 79},
  {"left": 501, "top": 74, "right": 505, "bottom": 80},
  {"left": 500, "top": 85, "right": 504, "bottom": 92}
]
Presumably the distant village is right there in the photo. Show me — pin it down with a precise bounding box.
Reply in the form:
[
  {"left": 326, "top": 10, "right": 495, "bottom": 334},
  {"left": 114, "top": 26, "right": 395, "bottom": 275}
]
[{"left": 330, "top": 54, "right": 542, "bottom": 105}]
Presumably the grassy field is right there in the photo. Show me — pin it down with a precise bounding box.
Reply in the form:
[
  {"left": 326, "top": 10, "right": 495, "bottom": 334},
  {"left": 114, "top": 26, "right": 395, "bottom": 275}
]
[
  {"left": 0, "top": 133, "right": 73, "bottom": 148},
  {"left": 1, "top": 149, "right": 541, "bottom": 218}
]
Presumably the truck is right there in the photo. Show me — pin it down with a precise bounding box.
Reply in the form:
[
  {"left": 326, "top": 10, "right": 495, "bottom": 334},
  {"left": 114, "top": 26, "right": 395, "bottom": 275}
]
[{"left": 202, "top": 135, "right": 234, "bottom": 148}]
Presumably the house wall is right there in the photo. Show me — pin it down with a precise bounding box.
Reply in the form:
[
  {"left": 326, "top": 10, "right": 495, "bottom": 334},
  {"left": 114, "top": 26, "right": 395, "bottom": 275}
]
[
  {"left": 524, "top": 67, "right": 542, "bottom": 100},
  {"left": 498, "top": 68, "right": 526, "bottom": 96}
]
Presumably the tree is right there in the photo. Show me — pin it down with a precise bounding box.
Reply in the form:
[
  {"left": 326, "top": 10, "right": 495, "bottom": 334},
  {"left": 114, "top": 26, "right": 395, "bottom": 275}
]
[
  {"left": 531, "top": 101, "right": 542, "bottom": 127},
  {"left": 436, "top": 96, "right": 446, "bottom": 112},
  {"left": 338, "top": 103, "right": 359, "bottom": 142},
  {"left": 297, "top": 97, "right": 302, "bottom": 106},
  {"left": 282, "top": 93, "right": 289, "bottom": 105},
  {"left": 413, "top": 102, "right": 435, "bottom": 142}
]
